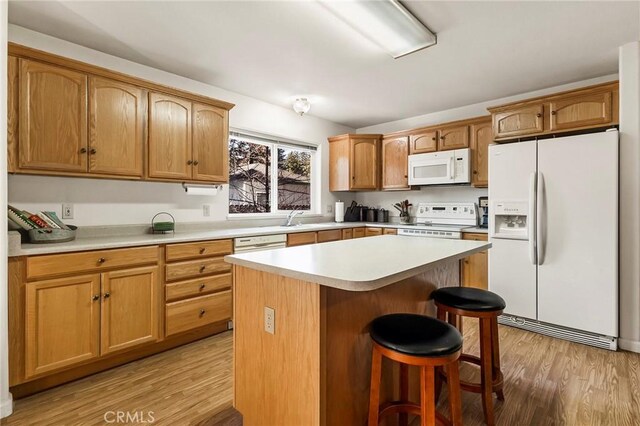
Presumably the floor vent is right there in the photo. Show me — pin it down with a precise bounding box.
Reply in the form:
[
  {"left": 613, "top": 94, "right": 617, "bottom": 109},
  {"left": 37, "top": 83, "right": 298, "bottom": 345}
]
[{"left": 498, "top": 314, "right": 617, "bottom": 351}]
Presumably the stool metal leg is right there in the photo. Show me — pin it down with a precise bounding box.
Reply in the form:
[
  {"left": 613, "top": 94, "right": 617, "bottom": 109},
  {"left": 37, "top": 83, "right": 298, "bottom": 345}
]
[
  {"left": 420, "top": 366, "right": 436, "bottom": 426},
  {"left": 447, "top": 361, "right": 463, "bottom": 426},
  {"left": 368, "top": 346, "right": 383, "bottom": 426},
  {"left": 479, "top": 317, "right": 495, "bottom": 426},
  {"left": 491, "top": 316, "right": 505, "bottom": 401},
  {"left": 399, "top": 363, "right": 409, "bottom": 426}
]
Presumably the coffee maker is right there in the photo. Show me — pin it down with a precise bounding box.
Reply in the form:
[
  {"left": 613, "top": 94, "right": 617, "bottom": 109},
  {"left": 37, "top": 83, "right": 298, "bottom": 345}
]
[{"left": 478, "top": 196, "right": 489, "bottom": 228}]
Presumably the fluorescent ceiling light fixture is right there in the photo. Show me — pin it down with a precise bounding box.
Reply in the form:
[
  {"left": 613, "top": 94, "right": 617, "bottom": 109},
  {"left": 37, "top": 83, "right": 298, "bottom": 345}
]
[{"left": 320, "top": 0, "right": 436, "bottom": 58}]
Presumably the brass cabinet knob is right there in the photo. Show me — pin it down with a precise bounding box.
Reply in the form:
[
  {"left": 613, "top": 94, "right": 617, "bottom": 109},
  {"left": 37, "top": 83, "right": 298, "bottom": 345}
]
[
  {"left": 431, "top": 137, "right": 436, "bottom": 141},
  {"left": 97, "top": 257, "right": 106, "bottom": 264},
  {"left": 187, "top": 160, "right": 193, "bottom": 165},
  {"left": 199, "top": 283, "right": 206, "bottom": 290},
  {"left": 536, "top": 113, "right": 542, "bottom": 118},
  {"left": 473, "top": 170, "right": 478, "bottom": 174},
  {"left": 79, "top": 147, "right": 87, "bottom": 154},
  {"left": 89, "top": 148, "right": 97, "bottom": 155},
  {"left": 551, "top": 110, "right": 557, "bottom": 115},
  {"left": 103, "top": 292, "right": 111, "bottom": 299},
  {"left": 199, "top": 309, "right": 206, "bottom": 317},
  {"left": 199, "top": 265, "right": 206, "bottom": 273},
  {"left": 193, "top": 160, "right": 199, "bottom": 166},
  {"left": 199, "top": 248, "right": 206, "bottom": 254},
  {"left": 92, "top": 294, "right": 100, "bottom": 301},
  {"left": 440, "top": 136, "right": 445, "bottom": 140}
]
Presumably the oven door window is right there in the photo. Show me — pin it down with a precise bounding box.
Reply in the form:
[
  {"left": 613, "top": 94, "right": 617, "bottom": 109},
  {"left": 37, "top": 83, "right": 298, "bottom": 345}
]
[{"left": 413, "top": 163, "right": 448, "bottom": 179}]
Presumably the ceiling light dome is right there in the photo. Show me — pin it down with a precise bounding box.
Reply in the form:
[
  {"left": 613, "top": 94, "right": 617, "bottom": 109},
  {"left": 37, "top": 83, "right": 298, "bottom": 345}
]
[{"left": 293, "top": 98, "right": 311, "bottom": 116}]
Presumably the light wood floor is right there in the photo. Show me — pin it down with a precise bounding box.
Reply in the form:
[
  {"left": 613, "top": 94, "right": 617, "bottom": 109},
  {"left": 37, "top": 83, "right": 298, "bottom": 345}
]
[{"left": 2, "top": 323, "right": 639, "bottom": 425}]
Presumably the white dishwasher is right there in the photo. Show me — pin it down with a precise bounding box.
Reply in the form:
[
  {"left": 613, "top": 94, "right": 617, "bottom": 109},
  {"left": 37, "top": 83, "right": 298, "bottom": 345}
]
[{"left": 233, "top": 234, "right": 287, "bottom": 253}]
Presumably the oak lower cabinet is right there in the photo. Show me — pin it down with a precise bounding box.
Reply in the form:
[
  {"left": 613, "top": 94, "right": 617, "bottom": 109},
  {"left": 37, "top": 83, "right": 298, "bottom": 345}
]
[
  {"left": 461, "top": 233, "right": 488, "bottom": 289},
  {"left": 317, "top": 229, "right": 342, "bottom": 243},
  {"left": 353, "top": 228, "right": 366, "bottom": 238},
  {"left": 383, "top": 228, "right": 397, "bottom": 235},
  {"left": 365, "top": 227, "right": 383, "bottom": 237},
  {"left": 328, "top": 134, "right": 381, "bottom": 191},
  {"left": 381, "top": 136, "right": 410, "bottom": 190},
  {"left": 24, "top": 265, "right": 159, "bottom": 379},
  {"left": 287, "top": 232, "right": 318, "bottom": 247}
]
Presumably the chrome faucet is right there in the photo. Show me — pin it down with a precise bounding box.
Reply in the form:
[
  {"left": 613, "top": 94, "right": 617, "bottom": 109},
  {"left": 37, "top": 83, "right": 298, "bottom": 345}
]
[{"left": 284, "top": 210, "right": 304, "bottom": 226}]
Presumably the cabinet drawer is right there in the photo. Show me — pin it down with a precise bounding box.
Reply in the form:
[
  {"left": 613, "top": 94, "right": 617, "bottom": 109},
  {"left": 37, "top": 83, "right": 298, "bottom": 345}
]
[
  {"left": 317, "top": 229, "right": 342, "bottom": 243},
  {"left": 383, "top": 228, "right": 398, "bottom": 235},
  {"left": 165, "top": 257, "right": 231, "bottom": 282},
  {"left": 165, "top": 273, "right": 232, "bottom": 302},
  {"left": 287, "top": 232, "right": 317, "bottom": 247},
  {"left": 27, "top": 246, "right": 159, "bottom": 280},
  {"left": 353, "top": 228, "right": 365, "bottom": 238},
  {"left": 165, "top": 290, "right": 232, "bottom": 336},
  {"left": 463, "top": 233, "right": 488, "bottom": 242},
  {"left": 365, "top": 228, "right": 383, "bottom": 237},
  {"left": 342, "top": 229, "right": 353, "bottom": 240},
  {"left": 166, "top": 239, "right": 232, "bottom": 262}
]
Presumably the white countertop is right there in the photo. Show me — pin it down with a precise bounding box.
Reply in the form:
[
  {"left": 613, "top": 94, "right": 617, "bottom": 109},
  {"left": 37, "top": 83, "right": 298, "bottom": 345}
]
[
  {"left": 225, "top": 235, "right": 491, "bottom": 292},
  {"left": 8, "top": 221, "right": 487, "bottom": 257}
]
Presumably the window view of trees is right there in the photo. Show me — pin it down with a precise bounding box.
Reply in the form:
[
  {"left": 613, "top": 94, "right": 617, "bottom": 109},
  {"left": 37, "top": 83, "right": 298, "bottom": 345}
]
[{"left": 229, "top": 136, "right": 312, "bottom": 214}]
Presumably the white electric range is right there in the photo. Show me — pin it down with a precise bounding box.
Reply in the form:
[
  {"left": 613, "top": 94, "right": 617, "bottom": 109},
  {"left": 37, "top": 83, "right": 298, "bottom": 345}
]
[{"left": 396, "top": 202, "right": 478, "bottom": 240}]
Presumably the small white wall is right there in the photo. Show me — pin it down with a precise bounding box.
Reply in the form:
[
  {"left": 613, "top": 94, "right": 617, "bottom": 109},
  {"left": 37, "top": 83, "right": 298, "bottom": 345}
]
[
  {"left": 1, "top": 1, "right": 13, "bottom": 419},
  {"left": 7, "top": 25, "right": 353, "bottom": 226},
  {"left": 619, "top": 41, "right": 640, "bottom": 353}
]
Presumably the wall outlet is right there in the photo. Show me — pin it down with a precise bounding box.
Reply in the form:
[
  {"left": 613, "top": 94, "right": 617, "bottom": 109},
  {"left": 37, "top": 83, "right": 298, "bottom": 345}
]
[
  {"left": 62, "top": 203, "right": 74, "bottom": 219},
  {"left": 203, "top": 204, "right": 211, "bottom": 217},
  {"left": 327, "top": 204, "right": 333, "bottom": 214},
  {"left": 264, "top": 306, "right": 275, "bottom": 335}
]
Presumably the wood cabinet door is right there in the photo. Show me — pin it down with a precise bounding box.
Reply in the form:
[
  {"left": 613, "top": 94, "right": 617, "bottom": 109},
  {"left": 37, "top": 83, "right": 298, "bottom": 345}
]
[
  {"left": 148, "top": 92, "right": 192, "bottom": 180},
  {"left": 437, "top": 125, "right": 469, "bottom": 151},
  {"left": 287, "top": 232, "right": 317, "bottom": 247},
  {"left": 19, "top": 59, "right": 88, "bottom": 172},
  {"left": 383, "top": 228, "right": 397, "bottom": 235},
  {"left": 25, "top": 274, "right": 101, "bottom": 378},
  {"left": 341, "top": 229, "right": 353, "bottom": 240},
  {"left": 409, "top": 130, "right": 437, "bottom": 154},
  {"left": 89, "top": 77, "right": 145, "bottom": 177},
  {"left": 461, "top": 233, "right": 488, "bottom": 289},
  {"left": 192, "top": 103, "right": 229, "bottom": 182},
  {"left": 101, "top": 266, "right": 159, "bottom": 355},
  {"left": 365, "top": 227, "right": 383, "bottom": 237},
  {"left": 329, "top": 136, "right": 351, "bottom": 191},
  {"left": 493, "top": 104, "right": 544, "bottom": 139},
  {"left": 470, "top": 119, "right": 492, "bottom": 188},
  {"left": 317, "top": 229, "right": 342, "bottom": 243},
  {"left": 352, "top": 228, "right": 365, "bottom": 238},
  {"left": 381, "top": 136, "right": 409, "bottom": 190},
  {"left": 549, "top": 91, "right": 612, "bottom": 131},
  {"left": 350, "top": 137, "right": 379, "bottom": 190}
]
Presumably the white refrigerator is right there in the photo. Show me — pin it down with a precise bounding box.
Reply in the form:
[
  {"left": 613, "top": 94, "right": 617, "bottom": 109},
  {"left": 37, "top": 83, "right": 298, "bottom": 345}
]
[{"left": 488, "top": 130, "right": 618, "bottom": 343}]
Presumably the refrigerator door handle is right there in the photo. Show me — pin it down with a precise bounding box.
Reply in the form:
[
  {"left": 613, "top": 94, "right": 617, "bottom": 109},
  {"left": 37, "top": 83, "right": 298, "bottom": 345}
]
[
  {"left": 528, "top": 171, "right": 537, "bottom": 265},
  {"left": 537, "top": 172, "right": 546, "bottom": 265}
]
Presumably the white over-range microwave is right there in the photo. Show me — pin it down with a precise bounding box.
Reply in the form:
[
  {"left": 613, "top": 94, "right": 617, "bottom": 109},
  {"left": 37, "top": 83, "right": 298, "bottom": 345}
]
[{"left": 408, "top": 148, "right": 471, "bottom": 186}]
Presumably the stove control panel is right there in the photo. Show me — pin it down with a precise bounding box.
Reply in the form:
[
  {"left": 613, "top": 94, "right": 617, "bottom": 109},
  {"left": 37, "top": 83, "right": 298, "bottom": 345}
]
[{"left": 414, "top": 202, "right": 478, "bottom": 226}]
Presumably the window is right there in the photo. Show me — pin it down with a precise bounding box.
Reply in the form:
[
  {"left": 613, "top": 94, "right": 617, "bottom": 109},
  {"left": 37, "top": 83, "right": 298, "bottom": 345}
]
[{"left": 229, "top": 132, "right": 317, "bottom": 215}]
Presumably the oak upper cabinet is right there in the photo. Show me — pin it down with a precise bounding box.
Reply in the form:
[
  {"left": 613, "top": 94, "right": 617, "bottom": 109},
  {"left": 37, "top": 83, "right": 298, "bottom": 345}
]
[
  {"left": 461, "top": 233, "right": 488, "bottom": 290},
  {"left": 437, "top": 124, "right": 469, "bottom": 151},
  {"left": 470, "top": 118, "right": 492, "bottom": 188},
  {"left": 19, "top": 59, "right": 88, "bottom": 172},
  {"left": 192, "top": 103, "right": 229, "bottom": 182},
  {"left": 25, "top": 274, "right": 101, "bottom": 378},
  {"left": 409, "top": 129, "right": 437, "bottom": 154},
  {"left": 328, "top": 134, "right": 380, "bottom": 191},
  {"left": 492, "top": 104, "right": 544, "bottom": 139},
  {"left": 381, "top": 135, "right": 409, "bottom": 190},
  {"left": 89, "top": 77, "right": 146, "bottom": 177},
  {"left": 148, "top": 92, "right": 192, "bottom": 180},
  {"left": 549, "top": 91, "right": 612, "bottom": 131},
  {"left": 100, "top": 266, "right": 159, "bottom": 355}
]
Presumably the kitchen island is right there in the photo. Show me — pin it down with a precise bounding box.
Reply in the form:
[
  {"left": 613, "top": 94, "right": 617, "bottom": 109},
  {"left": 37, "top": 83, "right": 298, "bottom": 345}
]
[{"left": 225, "top": 235, "right": 490, "bottom": 426}]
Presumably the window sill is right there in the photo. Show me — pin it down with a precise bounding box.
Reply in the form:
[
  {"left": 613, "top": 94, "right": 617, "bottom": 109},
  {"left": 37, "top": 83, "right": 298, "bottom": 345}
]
[{"left": 226, "top": 213, "right": 325, "bottom": 221}]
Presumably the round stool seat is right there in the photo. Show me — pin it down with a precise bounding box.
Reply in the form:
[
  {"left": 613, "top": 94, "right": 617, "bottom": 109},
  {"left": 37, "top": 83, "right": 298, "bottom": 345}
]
[
  {"left": 432, "top": 287, "right": 506, "bottom": 312},
  {"left": 370, "top": 313, "right": 462, "bottom": 357}
]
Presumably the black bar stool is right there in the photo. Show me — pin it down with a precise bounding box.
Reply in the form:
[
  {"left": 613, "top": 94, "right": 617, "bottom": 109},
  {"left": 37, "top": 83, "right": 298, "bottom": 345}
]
[
  {"left": 368, "top": 313, "right": 463, "bottom": 426},
  {"left": 431, "top": 287, "right": 506, "bottom": 426}
]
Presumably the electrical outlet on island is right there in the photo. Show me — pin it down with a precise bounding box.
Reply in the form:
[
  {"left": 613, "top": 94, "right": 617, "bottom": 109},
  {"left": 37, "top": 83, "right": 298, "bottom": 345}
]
[
  {"left": 264, "top": 306, "right": 275, "bottom": 334},
  {"left": 62, "top": 203, "right": 74, "bottom": 219}
]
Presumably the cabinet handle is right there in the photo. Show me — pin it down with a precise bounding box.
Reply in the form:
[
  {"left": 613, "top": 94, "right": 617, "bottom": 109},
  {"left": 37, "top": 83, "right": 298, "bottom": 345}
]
[
  {"left": 79, "top": 147, "right": 87, "bottom": 154},
  {"left": 92, "top": 294, "right": 100, "bottom": 301},
  {"left": 551, "top": 110, "right": 557, "bottom": 115},
  {"left": 97, "top": 257, "right": 106, "bottom": 264},
  {"left": 431, "top": 137, "right": 436, "bottom": 141},
  {"left": 187, "top": 160, "right": 193, "bottom": 165},
  {"left": 473, "top": 170, "right": 478, "bottom": 174},
  {"left": 199, "top": 248, "right": 206, "bottom": 254},
  {"left": 103, "top": 292, "right": 111, "bottom": 299},
  {"left": 199, "top": 283, "right": 206, "bottom": 291},
  {"left": 199, "top": 265, "right": 206, "bottom": 273},
  {"left": 440, "top": 136, "right": 445, "bottom": 140},
  {"left": 193, "top": 160, "right": 199, "bottom": 166},
  {"left": 199, "top": 309, "right": 206, "bottom": 317},
  {"left": 89, "top": 148, "right": 97, "bottom": 155},
  {"left": 536, "top": 113, "right": 542, "bottom": 118},
  {"left": 352, "top": 176, "right": 355, "bottom": 180}
]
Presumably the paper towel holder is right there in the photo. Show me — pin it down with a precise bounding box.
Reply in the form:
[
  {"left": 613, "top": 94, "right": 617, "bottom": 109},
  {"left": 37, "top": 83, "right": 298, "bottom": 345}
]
[{"left": 181, "top": 182, "right": 223, "bottom": 195}]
